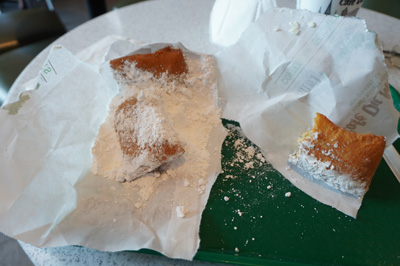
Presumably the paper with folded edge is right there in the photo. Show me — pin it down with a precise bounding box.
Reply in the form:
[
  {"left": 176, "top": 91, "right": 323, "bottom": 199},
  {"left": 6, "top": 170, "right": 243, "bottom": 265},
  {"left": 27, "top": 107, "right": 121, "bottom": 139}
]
[
  {"left": 0, "top": 46, "right": 116, "bottom": 242},
  {"left": 215, "top": 8, "right": 400, "bottom": 218},
  {"left": 0, "top": 38, "right": 227, "bottom": 260}
]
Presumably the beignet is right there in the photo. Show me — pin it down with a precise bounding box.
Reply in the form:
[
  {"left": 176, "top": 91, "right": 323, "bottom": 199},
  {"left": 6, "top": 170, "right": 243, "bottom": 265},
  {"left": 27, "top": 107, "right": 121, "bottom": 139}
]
[
  {"left": 110, "top": 46, "right": 188, "bottom": 78},
  {"left": 114, "top": 97, "right": 185, "bottom": 180},
  {"left": 288, "top": 113, "right": 386, "bottom": 197}
]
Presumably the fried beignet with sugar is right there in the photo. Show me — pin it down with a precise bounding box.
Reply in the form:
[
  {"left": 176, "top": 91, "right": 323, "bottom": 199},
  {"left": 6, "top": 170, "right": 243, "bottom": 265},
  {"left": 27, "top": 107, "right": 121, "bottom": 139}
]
[
  {"left": 110, "top": 46, "right": 188, "bottom": 78},
  {"left": 114, "top": 97, "right": 185, "bottom": 181},
  {"left": 289, "top": 113, "right": 386, "bottom": 197}
]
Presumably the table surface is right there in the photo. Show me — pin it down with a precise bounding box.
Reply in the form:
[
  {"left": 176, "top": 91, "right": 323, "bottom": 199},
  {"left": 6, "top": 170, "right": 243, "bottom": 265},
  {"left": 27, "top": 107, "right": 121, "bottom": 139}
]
[{"left": 8, "top": 0, "right": 400, "bottom": 265}]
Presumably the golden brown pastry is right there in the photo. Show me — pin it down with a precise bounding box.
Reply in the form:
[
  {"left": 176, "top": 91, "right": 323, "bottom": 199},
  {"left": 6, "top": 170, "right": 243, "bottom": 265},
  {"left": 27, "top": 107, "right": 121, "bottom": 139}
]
[
  {"left": 105, "top": 47, "right": 189, "bottom": 180},
  {"left": 114, "top": 97, "right": 185, "bottom": 180},
  {"left": 288, "top": 113, "right": 386, "bottom": 197},
  {"left": 110, "top": 46, "right": 188, "bottom": 78}
]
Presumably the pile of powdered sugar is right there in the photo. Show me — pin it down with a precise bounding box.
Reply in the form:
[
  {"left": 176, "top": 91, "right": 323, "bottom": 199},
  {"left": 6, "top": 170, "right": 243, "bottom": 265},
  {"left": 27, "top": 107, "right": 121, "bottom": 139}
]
[
  {"left": 114, "top": 102, "right": 177, "bottom": 149},
  {"left": 91, "top": 47, "right": 224, "bottom": 212},
  {"left": 113, "top": 97, "right": 184, "bottom": 181},
  {"left": 221, "top": 123, "right": 288, "bottom": 198}
]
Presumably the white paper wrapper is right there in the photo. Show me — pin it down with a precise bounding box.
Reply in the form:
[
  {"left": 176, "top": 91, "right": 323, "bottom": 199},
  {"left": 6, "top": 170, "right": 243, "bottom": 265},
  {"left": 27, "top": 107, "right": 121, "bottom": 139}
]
[
  {"left": 209, "top": 0, "right": 277, "bottom": 47},
  {"left": 215, "top": 8, "right": 400, "bottom": 217},
  {"left": 0, "top": 38, "right": 227, "bottom": 260}
]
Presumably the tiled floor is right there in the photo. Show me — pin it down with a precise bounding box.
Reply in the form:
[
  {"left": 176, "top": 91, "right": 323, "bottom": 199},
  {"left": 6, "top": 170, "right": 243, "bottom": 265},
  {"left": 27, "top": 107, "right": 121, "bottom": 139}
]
[{"left": 0, "top": 0, "right": 121, "bottom": 265}]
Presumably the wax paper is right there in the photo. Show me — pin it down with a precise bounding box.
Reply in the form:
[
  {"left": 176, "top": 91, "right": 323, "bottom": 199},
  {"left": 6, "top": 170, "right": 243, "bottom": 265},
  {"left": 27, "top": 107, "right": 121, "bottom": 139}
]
[
  {"left": 0, "top": 38, "right": 227, "bottom": 260},
  {"left": 215, "top": 8, "right": 400, "bottom": 217}
]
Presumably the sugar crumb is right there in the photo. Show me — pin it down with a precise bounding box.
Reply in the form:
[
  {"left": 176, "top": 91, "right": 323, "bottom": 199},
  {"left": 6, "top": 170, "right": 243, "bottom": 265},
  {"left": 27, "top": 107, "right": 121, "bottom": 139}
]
[
  {"left": 273, "top": 26, "right": 281, "bottom": 32},
  {"left": 176, "top": 206, "right": 186, "bottom": 218},
  {"left": 307, "top": 21, "right": 317, "bottom": 28},
  {"left": 289, "top": 21, "right": 301, "bottom": 35},
  {"left": 183, "top": 179, "right": 190, "bottom": 187}
]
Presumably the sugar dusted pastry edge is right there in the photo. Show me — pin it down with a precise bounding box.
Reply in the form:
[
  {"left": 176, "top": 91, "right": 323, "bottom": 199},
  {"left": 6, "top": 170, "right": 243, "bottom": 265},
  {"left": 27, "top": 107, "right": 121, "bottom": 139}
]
[{"left": 288, "top": 113, "right": 386, "bottom": 198}]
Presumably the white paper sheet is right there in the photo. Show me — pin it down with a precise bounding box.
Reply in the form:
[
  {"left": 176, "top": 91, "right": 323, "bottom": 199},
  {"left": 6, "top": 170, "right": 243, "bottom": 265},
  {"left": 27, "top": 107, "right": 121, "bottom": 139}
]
[
  {"left": 215, "top": 8, "right": 400, "bottom": 217},
  {"left": 0, "top": 39, "right": 227, "bottom": 260}
]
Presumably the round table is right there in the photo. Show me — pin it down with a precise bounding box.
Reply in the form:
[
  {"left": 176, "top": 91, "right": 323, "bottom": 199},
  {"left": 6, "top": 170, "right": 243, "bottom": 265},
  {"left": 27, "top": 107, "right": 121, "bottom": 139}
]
[{"left": 9, "top": 0, "right": 400, "bottom": 265}]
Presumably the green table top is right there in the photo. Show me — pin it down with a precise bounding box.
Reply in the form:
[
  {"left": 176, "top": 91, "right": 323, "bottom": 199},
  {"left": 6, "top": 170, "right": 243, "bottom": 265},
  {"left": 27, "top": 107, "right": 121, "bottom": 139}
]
[
  {"left": 138, "top": 86, "right": 400, "bottom": 265},
  {"left": 195, "top": 86, "right": 400, "bottom": 265}
]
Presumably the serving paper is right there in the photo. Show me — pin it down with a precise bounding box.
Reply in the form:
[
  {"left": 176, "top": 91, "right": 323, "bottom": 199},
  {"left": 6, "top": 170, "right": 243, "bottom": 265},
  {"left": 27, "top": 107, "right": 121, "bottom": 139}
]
[
  {"left": 215, "top": 8, "right": 400, "bottom": 217},
  {"left": 0, "top": 39, "right": 227, "bottom": 260}
]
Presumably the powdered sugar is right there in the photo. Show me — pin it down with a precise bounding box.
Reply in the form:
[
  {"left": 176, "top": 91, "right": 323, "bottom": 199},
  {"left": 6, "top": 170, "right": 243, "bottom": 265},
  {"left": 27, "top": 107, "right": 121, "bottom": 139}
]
[
  {"left": 113, "top": 97, "right": 184, "bottom": 180},
  {"left": 91, "top": 46, "right": 225, "bottom": 209},
  {"left": 214, "top": 122, "right": 298, "bottom": 249},
  {"left": 176, "top": 206, "right": 186, "bottom": 218},
  {"left": 114, "top": 102, "right": 173, "bottom": 148},
  {"left": 288, "top": 21, "right": 301, "bottom": 35}
]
